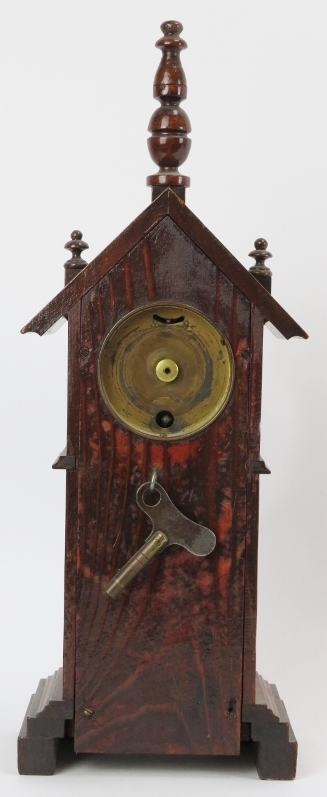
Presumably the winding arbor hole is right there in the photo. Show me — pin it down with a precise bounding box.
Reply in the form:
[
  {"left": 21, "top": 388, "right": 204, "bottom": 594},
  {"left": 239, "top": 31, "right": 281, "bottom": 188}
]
[{"left": 156, "top": 410, "right": 174, "bottom": 428}]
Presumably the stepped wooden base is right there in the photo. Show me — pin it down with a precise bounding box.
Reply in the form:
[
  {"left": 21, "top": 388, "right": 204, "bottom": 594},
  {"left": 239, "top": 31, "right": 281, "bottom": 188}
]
[
  {"left": 18, "top": 669, "right": 73, "bottom": 775},
  {"left": 242, "top": 673, "right": 297, "bottom": 780},
  {"left": 18, "top": 669, "right": 297, "bottom": 778}
]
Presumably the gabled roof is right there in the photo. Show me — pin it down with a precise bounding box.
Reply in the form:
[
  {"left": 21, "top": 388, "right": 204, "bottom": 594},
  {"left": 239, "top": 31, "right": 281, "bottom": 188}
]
[{"left": 21, "top": 189, "right": 307, "bottom": 339}]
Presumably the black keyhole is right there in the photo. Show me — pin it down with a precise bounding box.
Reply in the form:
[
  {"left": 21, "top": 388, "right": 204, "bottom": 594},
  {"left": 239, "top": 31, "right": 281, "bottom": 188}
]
[{"left": 156, "top": 410, "right": 174, "bottom": 428}]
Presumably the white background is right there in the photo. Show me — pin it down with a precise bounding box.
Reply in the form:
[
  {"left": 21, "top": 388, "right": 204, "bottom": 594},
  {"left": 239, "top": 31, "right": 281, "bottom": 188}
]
[{"left": 1, "top": 0, "right": 326, "bottom": 794}]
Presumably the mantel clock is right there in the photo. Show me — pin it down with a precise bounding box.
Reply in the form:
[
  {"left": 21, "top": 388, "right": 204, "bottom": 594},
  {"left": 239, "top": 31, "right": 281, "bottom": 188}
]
[{"left": 18, "top": 21, "right": 307, "bottom": 779}]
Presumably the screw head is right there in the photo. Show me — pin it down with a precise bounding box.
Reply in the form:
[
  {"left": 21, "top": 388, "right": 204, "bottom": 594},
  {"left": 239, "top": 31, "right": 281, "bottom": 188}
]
[{"left": 83, "top": 707, "right": 94, "bottom": 718}]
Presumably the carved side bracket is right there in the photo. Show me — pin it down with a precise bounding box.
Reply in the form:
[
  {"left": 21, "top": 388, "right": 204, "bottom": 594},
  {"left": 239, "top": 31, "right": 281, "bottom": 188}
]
[
  {"left": 242, "top": 673, "right": 297, "bottom": 780},
  {"left": 52, "top": 446, "right": 76, "bottom": 471},
  {"left": 248, "top": 455, "right": 271, "bottom": 474},
  {"left": 18, "top": 668, "right": 73, "bottom": 775}
]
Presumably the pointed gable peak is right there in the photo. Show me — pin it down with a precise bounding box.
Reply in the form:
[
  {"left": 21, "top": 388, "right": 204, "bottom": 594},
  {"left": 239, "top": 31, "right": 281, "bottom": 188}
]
[{"left": 21, "top": 189, "right": 307, "bottom": 340}]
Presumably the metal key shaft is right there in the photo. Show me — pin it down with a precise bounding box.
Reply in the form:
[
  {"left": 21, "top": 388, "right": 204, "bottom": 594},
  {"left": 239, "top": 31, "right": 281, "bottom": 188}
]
[{"left": 104, "top": 481, "right": 216, "bottom": 599}]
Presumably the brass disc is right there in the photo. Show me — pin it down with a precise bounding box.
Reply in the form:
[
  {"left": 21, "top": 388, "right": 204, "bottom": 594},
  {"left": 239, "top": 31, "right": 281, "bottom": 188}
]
[
  {"left": 155, "top": 359, "right": 179, "bottom": 382},
  {"left": 98, "top": 303, "right": 234, "bottom": 440}
]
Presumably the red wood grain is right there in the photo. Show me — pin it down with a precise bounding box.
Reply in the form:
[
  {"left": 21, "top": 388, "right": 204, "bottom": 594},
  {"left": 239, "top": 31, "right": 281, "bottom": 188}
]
[
  {"left": 63, "top": 302, "right": 81, "bottom": 701},
  {"left": 242, "top": 306, "right": 264, "bottom": 704},
  {"left": 72, "top": 219, "right": 251, "bottom": 754},
  {"left": 21, "top": 191, "right": 307, "bottom": 341}
]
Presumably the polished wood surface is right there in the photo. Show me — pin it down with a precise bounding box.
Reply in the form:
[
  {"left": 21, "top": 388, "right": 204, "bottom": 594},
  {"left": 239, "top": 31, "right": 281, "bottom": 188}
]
[
  {"left": 21, "top": 190, "right": 307, "bottom": 340},
  {"left": 18, "top": 18, "right": 304, "bottom": 779},
  {"left": 73, "top": 218, "right": 251, "bottom": 754},
  {"left": 243, "top": 674, "right": 297, "bottom": 779},
  {"left": 63, "top": 302, "right": 82, "bottom": 701},
  {"left": 64, "top": 230, "right": 88, "bottom": 286},
  {"left": 242, "top": 306, "right": 264, "bottom": 704},
  {"left": 147, "top": 21, "right": 191, "bottom": 198},
  {"left": 248, "top": 238, "right": 272, "bottom": 293},
  {"left": 18, "top": 669, "right": 73, "bottom": 775}
]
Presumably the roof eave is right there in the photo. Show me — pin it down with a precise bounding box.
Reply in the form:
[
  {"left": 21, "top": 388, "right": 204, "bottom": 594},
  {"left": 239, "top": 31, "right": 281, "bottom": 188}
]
[{"left": 21, "top": 188, "right": 308, "bottom": 340}]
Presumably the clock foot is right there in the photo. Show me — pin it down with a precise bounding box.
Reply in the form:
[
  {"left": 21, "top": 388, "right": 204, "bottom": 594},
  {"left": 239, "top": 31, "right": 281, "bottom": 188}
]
[
  {"left": 18, "top": 668, "right": 74, "bottom": 775},
  {"left": 242, "top": 672, "right": 297, "bottom": 780}
]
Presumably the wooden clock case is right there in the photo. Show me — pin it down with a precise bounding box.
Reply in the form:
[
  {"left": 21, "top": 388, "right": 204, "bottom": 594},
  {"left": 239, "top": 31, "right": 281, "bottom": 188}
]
[{"left": 18, "top": 21, "right": 307, "bottom": 779}]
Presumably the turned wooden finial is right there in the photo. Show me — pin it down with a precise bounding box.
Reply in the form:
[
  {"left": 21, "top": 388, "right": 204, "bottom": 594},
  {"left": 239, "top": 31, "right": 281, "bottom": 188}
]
[
  {"left": 147, "top": 21, "right": 191, "bottom": 202},
  {"left": 64, "top": 230, "right": 89, "bottom": 286},
  {"left": 249, "top": 238, "right": 273, "bottom": 293}
]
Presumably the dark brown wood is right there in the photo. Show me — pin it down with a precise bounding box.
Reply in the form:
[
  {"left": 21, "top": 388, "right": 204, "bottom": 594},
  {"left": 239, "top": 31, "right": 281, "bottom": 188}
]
[
  {"left": 242, "top": 306, "right": 263, "bottom": 704},
  {"left": 152, "top": 185, "right": 186, "bottom": 202},
  {"left": 21, "top": 193, "right": 170, "bottom": 335},
  {"left": 242, "top": 673, "right": 297, "bottom": 779},
  {"left": 248, "top": 456, "right": 271, "bottom": 475},
  {"left": 52, "top": 446, "right": 76, "bottom": 470},
  {"left": 147, "top": 21, "right": 191, "bottom": 195},
  {"left": 19, "top": 19, "right": 304, "bottom": 777},
  {"left": 73, "top": 218, "right": 250, "bottom": 755},
  {"left": 21, "top": 190, "right": 308, "bottom": 340},
  {"left": 249, "top": 238, "right": 272, "bottom": 293},
  {"left": 18, "top": 669, "right": 73, "bottom": 775},
  {"left": 165, "top": 200, "right": 305, "bottom": 339},
  {"left": 63, "top": 302, "right": 81, "bottom": 701},
  {"left": 64, "top": 230, "right": 88, "bottom": 286}
]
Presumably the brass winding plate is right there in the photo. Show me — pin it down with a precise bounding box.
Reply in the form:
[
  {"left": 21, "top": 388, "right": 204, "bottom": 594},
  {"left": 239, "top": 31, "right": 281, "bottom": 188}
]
[{"left": 98, "top": 303, "right": 234, "bottom": 440}]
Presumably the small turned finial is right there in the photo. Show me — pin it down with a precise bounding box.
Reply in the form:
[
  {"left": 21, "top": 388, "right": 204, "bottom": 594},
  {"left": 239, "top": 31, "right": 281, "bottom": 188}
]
[
  {"left": 64, "top": 230, "right": 89, "bottom": 286},
  {"left": 249, "top": 238, "right": 273, "bottom": 293},
  {"left": 147, "top": 21, "right": 191, "bottom": 201}
]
